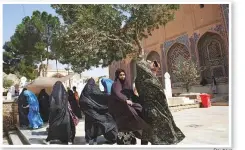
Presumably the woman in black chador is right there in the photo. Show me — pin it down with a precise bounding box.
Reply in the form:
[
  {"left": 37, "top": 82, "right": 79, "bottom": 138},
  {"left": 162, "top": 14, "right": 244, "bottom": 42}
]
[
  {"left": 38, "top": 89, "right": 50, "bottom": 122},
  {"left": 80, "top": 78, "right": 118, "bottom": 145},
  {"left": 17, "top": 88, "right": 29, "bottom": 127},
  {"left": 45, "top": 81, "right": 78, "bottom": 144},
  {"left": 68, "top": 90, "right": 82, "bottom": 119}
]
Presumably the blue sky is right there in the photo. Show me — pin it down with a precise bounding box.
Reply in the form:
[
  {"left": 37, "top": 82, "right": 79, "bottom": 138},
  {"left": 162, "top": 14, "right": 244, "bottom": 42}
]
[
  {"left": 3, "top": 4, "right": 57, "bottom": 43},
  {"left": 3, "top": 4, "right": 109, "bottom": 77}
]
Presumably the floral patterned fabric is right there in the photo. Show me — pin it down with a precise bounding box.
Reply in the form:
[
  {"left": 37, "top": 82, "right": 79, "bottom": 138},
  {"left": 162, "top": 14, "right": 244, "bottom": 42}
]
[{"left": 135, "top": 60, "right": 185, "bottom": 145}]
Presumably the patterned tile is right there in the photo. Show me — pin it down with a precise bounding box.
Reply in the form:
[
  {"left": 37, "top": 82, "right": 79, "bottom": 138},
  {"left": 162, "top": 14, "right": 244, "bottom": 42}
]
[
  {"left": 189, "top": 33, "right": 201, "bottom": 63},
  {"left": 209, "top": 24, "right": 226, "bottom": 37},
  {"left": 163, "top": 34, "right": 189, "bottom": 53},
  {"left": 221, "top": 4, "right": 229, "bottom": 32}
]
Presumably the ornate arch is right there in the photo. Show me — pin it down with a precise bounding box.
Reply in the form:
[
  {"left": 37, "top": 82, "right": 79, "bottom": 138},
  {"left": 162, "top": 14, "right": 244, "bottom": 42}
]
[
  {"left": 197, "top": 32, "right": 228, "bottom": 83},
  {"left": 146, "top": 51, "right": 163, "bottom": 83},
  {"left": 167, "top": 43, "right": 190, "bottom": 83}
]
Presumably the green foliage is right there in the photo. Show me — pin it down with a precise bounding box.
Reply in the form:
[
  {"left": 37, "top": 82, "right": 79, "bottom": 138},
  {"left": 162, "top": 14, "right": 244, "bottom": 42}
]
[
  {"left": 3, "top": 10, "right": 61, "bottom": 79},
  {"left": 3, "top": 77, "right": 14, "bottom": 89},
  {"left": 172, "top": 59, "right": 200, "bottom": 92},
  {"left": 3, "top": 5, "right": 180, "bottom": 76},
  {"left": 51, "top": 4, "right": 179, "bottom": 73}
]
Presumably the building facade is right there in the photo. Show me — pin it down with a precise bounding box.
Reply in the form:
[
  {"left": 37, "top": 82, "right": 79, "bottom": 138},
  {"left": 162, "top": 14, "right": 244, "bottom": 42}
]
[{"left": 109, "top": 4, "right": 229, "bottom": 94}]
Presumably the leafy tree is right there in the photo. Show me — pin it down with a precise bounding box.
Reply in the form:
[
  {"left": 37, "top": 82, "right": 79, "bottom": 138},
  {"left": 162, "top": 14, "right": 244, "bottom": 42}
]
[
  {"left": 3, "top": 10, "right": 61, "bottom": 79},
  {"left": 172, "top": 59, "right": 200, "bottom": 93},
  {"left": 3, "top": 77, "right": 14, "bottom": 89},
  {"left": 27, "top": 10, "right": 61, "bottom": 76},
  {"left": 51, "top": 4, "right": 179, "bottom": 72}
]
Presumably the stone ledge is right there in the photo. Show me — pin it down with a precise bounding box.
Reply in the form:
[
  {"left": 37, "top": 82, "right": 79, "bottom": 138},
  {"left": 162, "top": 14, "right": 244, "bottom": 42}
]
[{"left": 211, "top": 102, "right": 229, "bottom": 106}]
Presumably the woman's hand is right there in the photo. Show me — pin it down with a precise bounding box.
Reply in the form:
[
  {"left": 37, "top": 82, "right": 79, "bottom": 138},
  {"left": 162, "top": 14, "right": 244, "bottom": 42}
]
[
  {"left": 126, "top": 100, "right": 133, "bottom": 106},
  {"left": 133, "top": 87, "right": 139, "bottom": 96},
  {"left": 22, "top": 105, "right": 29, "bottom": 108}
]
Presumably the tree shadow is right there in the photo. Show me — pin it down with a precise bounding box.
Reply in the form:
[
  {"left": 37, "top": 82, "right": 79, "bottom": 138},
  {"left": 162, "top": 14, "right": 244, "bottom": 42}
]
[
  {"left": 73, "top": 136, "right": 108, "bottom": 145},
  {"left": 29, "top": 137, "right": 46, "bottom": 144},
  {"left": 73, "top": 136, "right": 86, "bottom": 145},
  {"left": 31, "top": 131, "right": 48, "bottom": 136}
]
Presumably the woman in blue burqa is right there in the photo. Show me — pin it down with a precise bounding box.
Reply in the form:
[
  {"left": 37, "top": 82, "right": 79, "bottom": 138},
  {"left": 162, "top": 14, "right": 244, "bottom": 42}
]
[
  {"left": 22, "top": 90, "right": 43, "bottom": 129},
  {"left": 101, "top": 78, "right": 114, "bottom": 95},
  {"left": 135, "top": 60, "right": 185, "bottom": 145},
  {"left": 79, "top": 78, "right": 118, "bottom": 145},
  {"left": 46, "top": 81, "right": 79, "bottom": 144},
  {"left": 38, "top": 89, "right": 50, "bottom": 122},
  {"left": 17, "top": 88, "right": 29, "bottom": 127}
]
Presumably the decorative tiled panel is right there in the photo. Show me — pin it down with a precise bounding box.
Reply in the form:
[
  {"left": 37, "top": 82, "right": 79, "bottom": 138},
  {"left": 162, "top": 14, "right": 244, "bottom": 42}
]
[
  {"left": 189, "top": 33, "right": 200, "bottom": 63},
  {"left": 167, "top": 43, "right": 190, "bottom": 82},
  {"left": 163, "top": 34, "right": 189, "bottom": 53},
  {"left": 197, "top": 32, "right": 228, "bottom": 83},
  {"left": 212, "top": 66, "right": 225, "bottom": 78},
  {"left": 221, "top": 4, "right": 229, "bottom": 32},
  {"left": 209, "top": 24, "right": 226, "bottom": 38}
]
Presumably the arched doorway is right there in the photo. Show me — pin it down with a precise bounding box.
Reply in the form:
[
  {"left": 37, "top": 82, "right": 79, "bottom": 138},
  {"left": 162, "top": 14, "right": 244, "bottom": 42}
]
[
  {"left": 167, "top": 43, "right": 190, "bottom": 83},
  {"left": 146, "top": 51, "right": 162, "bottom": 84},
  {"left": 197, "top": 32, "right": 228, "bottom": 83}
]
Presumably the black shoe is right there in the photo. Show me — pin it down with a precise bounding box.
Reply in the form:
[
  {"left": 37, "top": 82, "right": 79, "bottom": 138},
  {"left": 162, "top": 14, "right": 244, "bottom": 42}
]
[
  {"left": 131, "top": 137, "right": 137, "bottom": 145},
  {"left": 141, "top": 140, "right": 148, "bottom": 145},
  {"left": 89, "top": 140, "right": 97, "bottom": 145},
  {"left": 105, "top": 140, "right": 116, "bottom": 144}
]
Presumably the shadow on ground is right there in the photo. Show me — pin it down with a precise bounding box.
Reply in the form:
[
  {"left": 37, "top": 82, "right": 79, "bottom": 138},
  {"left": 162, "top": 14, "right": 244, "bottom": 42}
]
[
  {"left": 31, "top": 131, "right": 48, "bottom": 136},
  {"left": 73, "top": 136, "right": 108, "bottom": 145}
]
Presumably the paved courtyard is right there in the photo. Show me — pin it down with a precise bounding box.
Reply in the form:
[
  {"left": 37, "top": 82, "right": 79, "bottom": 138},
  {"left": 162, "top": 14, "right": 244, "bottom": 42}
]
[{"left": 19, "top": 106, "right": 230, "bottom": 145}]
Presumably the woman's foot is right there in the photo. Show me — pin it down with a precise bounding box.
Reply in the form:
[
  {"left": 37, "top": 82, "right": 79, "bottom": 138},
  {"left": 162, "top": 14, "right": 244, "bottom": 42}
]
[
  {"left": 61, "top": 141, "right": 68, "bottom": 145},
  {"left": 141, "top": 140, "right": 148, "bottom": 145},
  {"left": 89, "top": 139, "right": 97, "bottom": 145},
  {"left": 105, "top": 140, "right": 116, "bottom": 144},
  {"left": 43, "top": 139, "right": 50, "bottom": 145}
]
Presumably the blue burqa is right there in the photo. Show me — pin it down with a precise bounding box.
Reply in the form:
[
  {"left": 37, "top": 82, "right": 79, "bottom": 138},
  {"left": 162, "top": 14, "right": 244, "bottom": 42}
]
[
  {"left": 23, "top": 90, "right": 43, "bottom": 129},
  {"left": 101, "top": 78, "right": 114, "bottom": 94}
]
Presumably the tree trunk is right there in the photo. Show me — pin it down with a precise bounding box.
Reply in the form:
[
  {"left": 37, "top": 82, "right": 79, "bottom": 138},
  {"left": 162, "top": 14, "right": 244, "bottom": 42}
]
[
  {"left": 40, "top": 55, "right": 43, "bottom": 77},
  {"left": 135, "top": 38, "right": 144, "bottom": 61},
  {"left": 186, "top": 83, "right": 190, "bottom": 93},
  {"left": 68, "top": 64, "right": 71, "bottom": 88},
  {"left": 46, "top": 46, "right": 49, "bottom": 77},
  {"left": 56, "top": 59, "right": 58, "bottom": 73}
]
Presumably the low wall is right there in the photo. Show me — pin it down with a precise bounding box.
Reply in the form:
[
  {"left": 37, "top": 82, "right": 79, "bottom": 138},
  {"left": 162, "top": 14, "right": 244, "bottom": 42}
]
[
  {"left": 172, "top": 83, "right": 229, "bottom": 94},
  {"left": 3, "top": 99, "right": 19, "bottom": 132}
]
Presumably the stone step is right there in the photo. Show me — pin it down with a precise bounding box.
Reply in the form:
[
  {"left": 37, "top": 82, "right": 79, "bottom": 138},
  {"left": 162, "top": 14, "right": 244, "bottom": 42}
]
[
  {"left": 183, "top": 99, "right": 195, "bottom": 104},
  {"left": 3, "top": 134, "right": 10, "bottom": 145},
  {"left": 15, "top": 126, "right": 31, "bottom": 145},
  {"left": 211, "top": 94, "right": 229, "bottom": 102},
  {"left": 167, "top": 97, "right": 190, "bottom": 106},
  {"left": 15, "top": 120, "right": 147, "bottom": 145},
  {"left": 16, "top": 124, "right": 46, "bottom": 145},
  {"left": 179, "top": 93, "right": 201, "bottom": 100},
  {"left": 8, "top": 130, "right": 23, "bottom": 145}
]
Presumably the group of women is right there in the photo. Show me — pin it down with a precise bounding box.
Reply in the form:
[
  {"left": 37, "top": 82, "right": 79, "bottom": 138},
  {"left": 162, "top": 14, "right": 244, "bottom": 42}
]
[
  {"left": 79, "top": 59, "right": 185, "bottom": 145},
  {"left": 17, "top": 59, "right": 185, "bottom": 145},
  {"left": 17, "top": 84, "right": 82, "bottom": 144}
]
